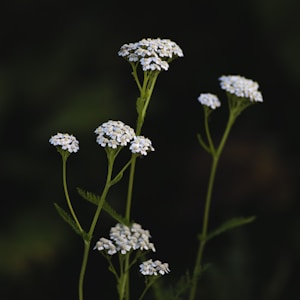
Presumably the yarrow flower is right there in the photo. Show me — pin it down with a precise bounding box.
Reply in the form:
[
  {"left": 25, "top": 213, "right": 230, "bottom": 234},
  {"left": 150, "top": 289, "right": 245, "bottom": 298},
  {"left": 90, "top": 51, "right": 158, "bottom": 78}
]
[
  {"left": 139, "top": 259, "right": 170, "bottom": 276},
  {"left": 93, "top": 238, "right": 117, "bottom": 255},
  {"left": 130, "top": 136, "right": 155, "bottom": 156},
  {"left": 118, "top": 37, "right": 184, "bottom": 71},
  {"left": 198, "top": 93, "right": 221, "bottom": 109},
  {"left": 94, "top": 223, "right": 156, "bottom": 255},
  {"left": 49, "top": 133, "right": 79, "bottom": 153},
  {"left": 94, "top": 120, "right": 136, "bottom": 149},
  {"left": 219, "top": 75, "right": 263, "bottom": 102}
]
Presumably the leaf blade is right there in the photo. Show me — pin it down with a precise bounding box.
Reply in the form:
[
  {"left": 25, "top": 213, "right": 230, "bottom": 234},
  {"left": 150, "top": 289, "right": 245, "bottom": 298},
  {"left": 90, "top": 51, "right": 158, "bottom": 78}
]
[
  {"left": 54, "top": 202, "right": 89, "bottom": 240},
  {"left": 199, "top": 215, "right": 256, "bottom": 242},
  {"left": 77, "top": 187, "right": 130, "bottom": 226}
]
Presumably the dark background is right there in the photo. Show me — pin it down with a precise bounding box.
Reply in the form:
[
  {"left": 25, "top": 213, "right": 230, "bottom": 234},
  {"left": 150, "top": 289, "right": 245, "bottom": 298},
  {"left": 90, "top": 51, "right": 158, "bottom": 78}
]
[{"left": 1, "top": 0, "right": 300, "bottom": 299}]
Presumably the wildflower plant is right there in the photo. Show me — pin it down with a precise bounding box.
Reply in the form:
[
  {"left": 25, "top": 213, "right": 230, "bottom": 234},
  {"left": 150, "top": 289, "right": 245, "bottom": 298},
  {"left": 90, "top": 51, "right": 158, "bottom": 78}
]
[
  {"left": 189, "top": 75, "right": 263, "bottom": 300},
  {"left": 49, "top": 36, "right": 263, "bottom": 300},
  {"left": 50, "top": 37, "right": 183, "bottom": 300}
]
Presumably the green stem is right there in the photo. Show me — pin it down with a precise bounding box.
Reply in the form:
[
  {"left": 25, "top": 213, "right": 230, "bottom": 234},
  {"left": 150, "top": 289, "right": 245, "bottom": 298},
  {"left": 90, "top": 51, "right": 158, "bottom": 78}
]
[
  {"left": 125, "top": 157, "right": 136, "bottom": 221},
  {"left": 118, "top": 253, "right": 131, "bottom": 300},
  {"left": 110, "top": 159, "right": 133, "bottom": 187},
  {"left": 78, "top": 241, "right": 90, "bottom": 300},
  {"left": 62, "top": 155, "right": 83, "bottom": 233},
  {"left": 131, "top": 63, "right": 142, "bottom": 93},
  {"left": 125, "top": 71, "right": 158, "bottom": 220},
  {"left": 122, "top": 70, "right": 159, "bottom": 300},
  {"left": 188, "top": 156, "right": 218, "bottom": 300},
  {"left": 189, "top": 111, "right": 236, "bottom": 300},
  {"left": 139, "top": 277, "right": 157, "bottom": 300},
  {"left": 216, "top": 111, "right": 235, "bottom": 158},
  {"left": 77, "top": 151, "right": 116, "bottom": 300}
]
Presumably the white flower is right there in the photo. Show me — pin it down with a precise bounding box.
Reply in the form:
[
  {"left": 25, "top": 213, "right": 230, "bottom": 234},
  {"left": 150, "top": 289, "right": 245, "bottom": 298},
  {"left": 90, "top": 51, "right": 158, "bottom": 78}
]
[
  {"left": 140, "top": 57, "right": 169, "bottom": 71},
  {"left": 94, "top": 223, "right": 156, "bottom": 255},
  {"left": 129, "top": 136, "right": 155, "bottom": 156},
  {"left": 139, "top": 259, "right": 170, "bottom": 276},
  {"left": 219, "top": 75, "right": 263, "bottom": 102},
  {"left": 94, "top": 120, "right": 136, "bottom": 149},
  {"left": 198, "top": 93, "right": 221, "bottom": 109},
  {"left": 110, "top": 223, "right": 156, "bottom": 253},
  {"left": 93, "top": 238, "right": 117, "bottom": 255},
  {"left": 118, "top": 38, "right": 183, "bottom": 71},
  {"left": 49, "top": 133, "right": 79, "bottom": 153}
]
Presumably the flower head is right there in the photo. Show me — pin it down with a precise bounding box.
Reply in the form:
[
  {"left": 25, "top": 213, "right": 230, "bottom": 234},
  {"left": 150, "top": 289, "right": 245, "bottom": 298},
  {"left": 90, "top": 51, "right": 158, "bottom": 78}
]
[
  {"left": 49, "top": 133, "right": 79, "bottom": 153},
  {"left": 198, "top": 93, "right": 221, "bottom": 109},
  {"left": 139, "top": 259, "right": 170, "bottom": 276},
  {"left": 118, "top": 38, "right": 184, "bottom": 71},
  {"left": 94, "top": 223, "right": 156, "bottom": 255},
  {"left": 93, "top": 238, "right": 117, "bottom": 255},
  {"left": 130, "top": 136, "right": 155, "bottom": 156},
  {"left": 219, "top": 75, "right": 263, "bottom": 102},
  {"left": 94, "top": 120, "right": 136, "bottom": 149}
]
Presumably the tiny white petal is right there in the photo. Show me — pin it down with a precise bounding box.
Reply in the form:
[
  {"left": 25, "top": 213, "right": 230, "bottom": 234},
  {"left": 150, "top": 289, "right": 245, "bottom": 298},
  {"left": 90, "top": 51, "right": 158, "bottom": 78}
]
[
  {"left": 94, "top": 222, "right": 156, "bottom": 256},
  {"left": 219, "top": 75, "right": 263, "bottom": 102},
  {"left": 139, "top": 259, "right": 170, "bottom": 276},
  {"left": 94, "top": 120, "right": 136, "bottom": 149},
  {"left": 118, "top": 38, "right": 183, "bottom": 72},
  {"left": 198, "top": 93, "right": 221, "bottom": 109},
  {"left": 130, "top": 136, "right": 155, "bottom": 156},
  {"left": 49, "top": 133, "right": 79, "bottom": 153}
]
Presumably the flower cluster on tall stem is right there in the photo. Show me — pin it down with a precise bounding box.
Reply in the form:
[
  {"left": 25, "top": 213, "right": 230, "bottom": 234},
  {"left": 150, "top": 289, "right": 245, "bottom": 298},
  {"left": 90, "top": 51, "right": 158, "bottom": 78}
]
[
  {"left": 49, "top": 121, "right": 155, "bottom": 300},
  {"left": 93, "top": 223, "right": 169, "bottom": 300},
  {"left": 118, "top": 37, "right": 183, "bottom": 300},
  {"left": 189, "top": 75, "right": 263, "bottom": 300},
  {"left": 50, "top": 37, "right": 183, "bottom": 300},
  {"left": 49, "top": 37, "right": 263, "bottom": 300},
  {"left": 118, "top": 37, "right": 183, "bottom": 218}
]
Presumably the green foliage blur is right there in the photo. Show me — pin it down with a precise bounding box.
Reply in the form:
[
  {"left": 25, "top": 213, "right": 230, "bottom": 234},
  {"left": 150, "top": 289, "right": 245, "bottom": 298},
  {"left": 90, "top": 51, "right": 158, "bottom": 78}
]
[{"left": 1, "top": 1, "right": 300, "bottom": 299}]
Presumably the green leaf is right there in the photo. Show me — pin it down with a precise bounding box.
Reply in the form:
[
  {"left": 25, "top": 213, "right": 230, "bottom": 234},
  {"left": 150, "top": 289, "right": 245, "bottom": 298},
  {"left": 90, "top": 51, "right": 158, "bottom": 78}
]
[
  {"left": 152, "top": 270, "right": 202, "bottom": 300},
  {"left": 77, "top": 188, "right": 130, "bottom": 226},
  {"left": 103, "top": 201, "right": 130, "bottom": 226},
  {"left": 200, "top": 215, "right": 256, "bottom": 242},
  {"left": 77, "top": 187, "right": 99, "bottom": 205},
  {"left": 54, "top": 203, "right": 89, "bottom": 240}
]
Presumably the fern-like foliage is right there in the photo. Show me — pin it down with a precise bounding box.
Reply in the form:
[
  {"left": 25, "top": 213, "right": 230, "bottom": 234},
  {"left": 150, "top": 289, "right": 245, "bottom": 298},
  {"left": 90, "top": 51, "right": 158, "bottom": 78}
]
[
  {"left": 199, "top": 215, "right": 256, "bottom": 242},
  {"left": 152, "top": 271, "right": 194, "bottom": 300},
  {"left": 76, "top": 187, "right": 130, "bottom": 226},
  {"left": 54, "top": 203, "right": 89, "bottom": 241}
]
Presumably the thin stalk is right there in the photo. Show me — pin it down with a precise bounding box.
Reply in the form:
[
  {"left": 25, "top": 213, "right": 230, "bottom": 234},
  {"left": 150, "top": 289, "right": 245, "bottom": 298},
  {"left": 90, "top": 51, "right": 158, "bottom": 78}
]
[
  {"left": 118, "top": 254, "right": 131, "bottom": 300},
  {"left": 125, "top": 157, "right": 137, "bottom": 221},
  {"left": 189, "top": 155, "right": 218, "bottom": 300},
  {"left": 138, "top": 278, "right": 156, "bottom": 300},
  {"left": 88, "top": 151, "right": 115, "bottom": 239},
  {"left": 189, "top": 112, "right": 236, "bottom": 300},
  {"left": 123, "top": 70, "right": 159, "bottom": 300},
  {"left": 78, "top": 241, "right": 90, "bottom": 300},
  {"left": 62, "top": 156, "right": 83, "bottom": 233},
  {"left": 77, "top": 152, "right": 116, "bottom": 300},
  {"left": 125, "top": 71, "right": 158, "bottom": 220}
]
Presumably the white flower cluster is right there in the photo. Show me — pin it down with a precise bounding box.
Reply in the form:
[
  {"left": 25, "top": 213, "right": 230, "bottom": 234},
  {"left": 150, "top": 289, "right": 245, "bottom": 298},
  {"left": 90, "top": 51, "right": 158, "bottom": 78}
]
[
  {"left": 118, "top": 37, "right": 184, "bottom": 71},
  {"left": 94, "top": 120, "right": 135, "bottom": 149},
  {"left": 49, "top": 133, "right": 79, "bottom": 153},
  {"left": 95, "top": 120, "right": 155, "bottom": 155},
  {"left": 219, "top": 75, "right": 263, "bottom": 102},
  {"left": 198, "top": 93, "right": 221, "bottom": 109},
  {"left": 130, "top": 136, "right": 155, "bottom": 155},
  {"left": 94, "top": 223, "right": 156, "bottom": 255},
  {"left": 139, "top": 259, "right": 170, "bottom": 276}
]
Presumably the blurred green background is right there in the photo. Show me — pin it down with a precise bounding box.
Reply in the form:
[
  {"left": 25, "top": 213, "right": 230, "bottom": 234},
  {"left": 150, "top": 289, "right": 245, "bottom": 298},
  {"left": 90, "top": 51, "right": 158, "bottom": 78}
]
[{"left": 1, "top": 0, "right": 300, "bottom": 299}]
